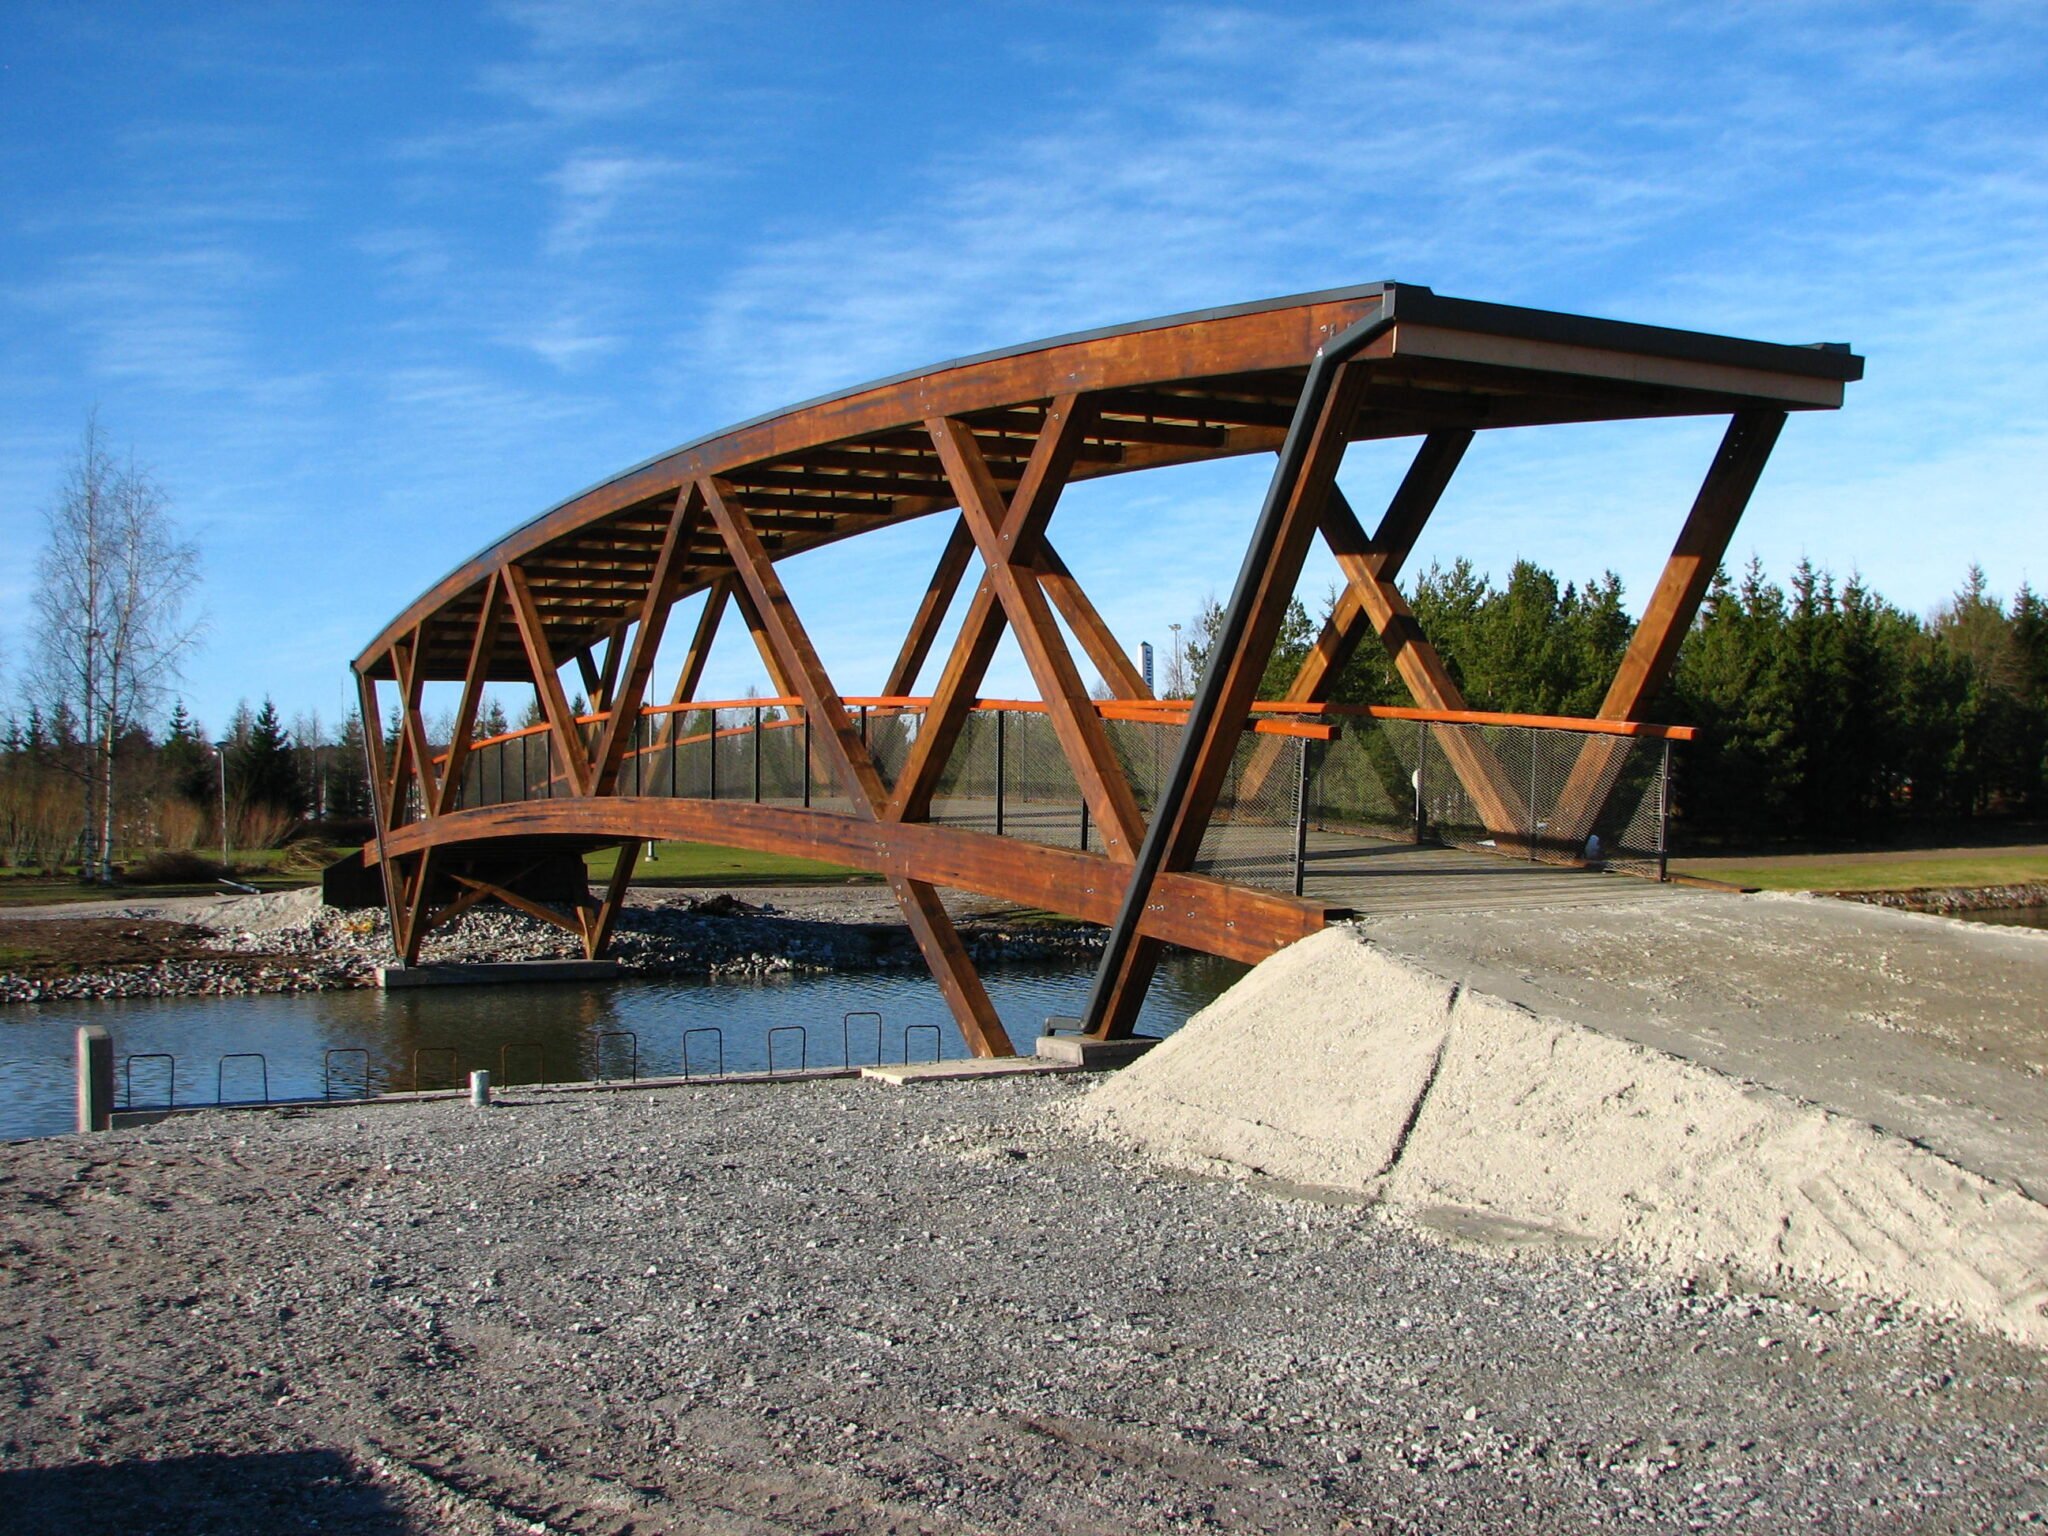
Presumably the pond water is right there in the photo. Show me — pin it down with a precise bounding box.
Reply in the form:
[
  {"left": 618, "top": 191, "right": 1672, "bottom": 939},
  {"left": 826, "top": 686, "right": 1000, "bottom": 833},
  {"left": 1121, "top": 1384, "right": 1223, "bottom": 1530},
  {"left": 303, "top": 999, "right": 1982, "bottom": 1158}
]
[
  {"left": 1956, "top": 905, "right": 2048, "bottom": 930},
  {"left": 0, "top": 953, "right": 1248, "bottom": 1141}
]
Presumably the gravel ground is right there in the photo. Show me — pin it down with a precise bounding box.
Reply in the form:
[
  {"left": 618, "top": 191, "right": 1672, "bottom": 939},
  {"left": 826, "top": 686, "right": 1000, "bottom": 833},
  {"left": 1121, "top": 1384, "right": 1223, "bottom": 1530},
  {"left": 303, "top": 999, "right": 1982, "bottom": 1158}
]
[
  {"left": 0, "top": 887, "right": 1098, "bottom": 1005},
  {"left": 5, "top": 1076, "right": 2044, "bottom": 1533}
]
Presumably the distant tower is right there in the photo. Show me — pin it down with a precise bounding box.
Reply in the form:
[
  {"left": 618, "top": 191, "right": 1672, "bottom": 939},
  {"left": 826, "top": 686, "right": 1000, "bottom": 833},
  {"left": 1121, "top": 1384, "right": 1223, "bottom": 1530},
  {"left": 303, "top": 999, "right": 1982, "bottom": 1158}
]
[{"left": 1140, "top": 642, "right": 1154, "bottom": 693}]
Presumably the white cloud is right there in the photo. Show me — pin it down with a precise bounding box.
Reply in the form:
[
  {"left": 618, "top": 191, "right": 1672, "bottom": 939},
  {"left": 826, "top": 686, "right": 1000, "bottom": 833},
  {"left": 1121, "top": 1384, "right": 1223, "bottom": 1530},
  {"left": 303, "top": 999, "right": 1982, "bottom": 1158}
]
[{"left": 543, "top": 151, "right": 683, "bottom": 258}]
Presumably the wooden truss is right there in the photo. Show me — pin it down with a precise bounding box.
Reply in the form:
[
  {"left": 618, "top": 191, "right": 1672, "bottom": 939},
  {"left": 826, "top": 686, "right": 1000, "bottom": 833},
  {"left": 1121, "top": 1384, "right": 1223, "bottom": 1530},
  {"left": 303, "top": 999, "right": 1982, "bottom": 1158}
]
[{"left": 354, "top": 284, "right": 1860, "bottom": 1049}]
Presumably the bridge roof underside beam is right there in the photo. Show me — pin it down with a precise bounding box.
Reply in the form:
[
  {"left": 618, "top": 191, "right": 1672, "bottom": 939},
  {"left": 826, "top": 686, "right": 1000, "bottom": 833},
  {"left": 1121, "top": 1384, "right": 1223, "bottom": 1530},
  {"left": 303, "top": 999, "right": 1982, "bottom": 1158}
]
[{"left": 356, "top": 282, "right": 1863, "bottom": 683}]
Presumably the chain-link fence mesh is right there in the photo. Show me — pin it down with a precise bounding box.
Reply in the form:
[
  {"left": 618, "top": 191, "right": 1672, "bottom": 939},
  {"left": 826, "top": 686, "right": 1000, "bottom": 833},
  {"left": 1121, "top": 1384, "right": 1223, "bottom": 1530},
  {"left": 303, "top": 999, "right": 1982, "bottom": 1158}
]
[
  {"left": 426, "top": 702, "right": 1672, "bottom": 885},
  {"left": 1305, "top": 716, "right": 1668, "bottom": 878}
]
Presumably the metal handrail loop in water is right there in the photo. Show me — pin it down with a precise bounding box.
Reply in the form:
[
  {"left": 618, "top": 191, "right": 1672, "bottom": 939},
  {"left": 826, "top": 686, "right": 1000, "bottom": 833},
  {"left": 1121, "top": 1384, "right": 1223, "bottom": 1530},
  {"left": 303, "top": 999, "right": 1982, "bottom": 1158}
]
[
  {"left": 681, "top": 1026, "right": 724, "bottom": 1080},
  {"left": 216, "top": 1053, "right": 270, "bottom": 1106},
  {"left": 766, "top": 1025, "right": 808, "bottom": 1075}
]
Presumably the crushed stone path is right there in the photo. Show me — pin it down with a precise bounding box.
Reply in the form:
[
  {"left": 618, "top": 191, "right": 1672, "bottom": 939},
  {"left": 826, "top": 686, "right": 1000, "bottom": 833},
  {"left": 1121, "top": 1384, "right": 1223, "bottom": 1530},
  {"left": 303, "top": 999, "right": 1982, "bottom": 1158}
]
[{"left": 4, "top": 1077, "right": 2044, "bottom": 1533}]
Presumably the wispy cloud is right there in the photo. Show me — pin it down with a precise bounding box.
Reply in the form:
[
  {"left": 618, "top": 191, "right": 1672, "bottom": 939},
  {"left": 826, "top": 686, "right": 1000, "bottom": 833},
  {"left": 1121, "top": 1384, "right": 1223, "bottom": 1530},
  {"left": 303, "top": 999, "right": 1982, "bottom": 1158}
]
[
  {"left": 18, "top": 243, "right": 265, "bottom": 394},
  {"left": 543, "top": 150, "right": 685, "bottom": 258}
]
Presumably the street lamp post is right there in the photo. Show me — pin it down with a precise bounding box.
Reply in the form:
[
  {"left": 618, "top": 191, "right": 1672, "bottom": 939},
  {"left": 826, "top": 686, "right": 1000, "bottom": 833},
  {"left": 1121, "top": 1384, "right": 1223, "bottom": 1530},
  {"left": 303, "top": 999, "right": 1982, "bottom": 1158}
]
[{"left": 215, "top": 739, "right": 230, "bottom": 870}]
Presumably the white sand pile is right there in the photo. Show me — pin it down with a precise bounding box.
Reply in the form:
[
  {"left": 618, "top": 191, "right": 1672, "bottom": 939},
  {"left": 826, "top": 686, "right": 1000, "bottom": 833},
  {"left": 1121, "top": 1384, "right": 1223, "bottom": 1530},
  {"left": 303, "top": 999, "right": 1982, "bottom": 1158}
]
[
  {"left": 1072, "top": 926, "right": 2048, "bottom": 1350},
  {"left": 204, "top": 886, "right": 324, "bottom": 934}
]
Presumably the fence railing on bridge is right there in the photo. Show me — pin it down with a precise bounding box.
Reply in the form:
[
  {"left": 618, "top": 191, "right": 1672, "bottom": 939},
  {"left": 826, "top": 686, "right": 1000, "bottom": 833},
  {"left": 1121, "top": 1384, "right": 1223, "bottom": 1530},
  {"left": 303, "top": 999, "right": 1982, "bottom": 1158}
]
[{"left": 418, "top": 697, "right": 1684, "bottom": 895}]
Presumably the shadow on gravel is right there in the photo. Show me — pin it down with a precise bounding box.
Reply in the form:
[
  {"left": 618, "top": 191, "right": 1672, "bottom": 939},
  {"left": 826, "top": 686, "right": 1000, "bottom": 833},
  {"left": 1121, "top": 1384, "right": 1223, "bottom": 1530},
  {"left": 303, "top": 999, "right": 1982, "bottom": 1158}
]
[{"left": 0, "top": 1448, "right": 409, "bottom": 1535}]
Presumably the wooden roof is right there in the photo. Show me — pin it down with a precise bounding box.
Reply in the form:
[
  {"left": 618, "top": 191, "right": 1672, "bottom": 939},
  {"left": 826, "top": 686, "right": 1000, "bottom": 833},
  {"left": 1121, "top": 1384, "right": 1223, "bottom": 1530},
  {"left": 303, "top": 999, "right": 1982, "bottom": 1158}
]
[{"left": 357, "top": 282, "right": 1863, "bottom": 682}]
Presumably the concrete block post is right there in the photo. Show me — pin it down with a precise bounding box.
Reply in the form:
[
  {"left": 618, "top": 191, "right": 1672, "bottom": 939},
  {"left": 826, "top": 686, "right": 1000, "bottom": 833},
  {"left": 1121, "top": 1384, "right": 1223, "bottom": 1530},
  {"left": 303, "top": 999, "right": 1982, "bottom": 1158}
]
[{"left": 76, "top": 1025, "right": 113, "bottom": 1133}]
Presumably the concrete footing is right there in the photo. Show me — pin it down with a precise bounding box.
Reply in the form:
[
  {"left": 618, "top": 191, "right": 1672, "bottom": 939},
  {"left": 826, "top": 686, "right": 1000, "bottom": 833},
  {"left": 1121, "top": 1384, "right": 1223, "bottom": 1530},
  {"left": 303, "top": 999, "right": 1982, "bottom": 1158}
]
[
  {"left": 862, "top": 1057, "right": 1077, "bottom": 1086},
  {"left": 1034, "top": 1033, "right": 1163, "bottom": 1069},
  {"left": 377, "top": 959, "right": 621, "bottom": 989}
]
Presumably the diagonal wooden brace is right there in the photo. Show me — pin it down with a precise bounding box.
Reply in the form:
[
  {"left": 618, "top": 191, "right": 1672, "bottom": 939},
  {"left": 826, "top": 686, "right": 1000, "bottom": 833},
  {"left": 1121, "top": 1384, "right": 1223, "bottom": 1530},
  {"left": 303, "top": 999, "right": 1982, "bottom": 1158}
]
[
  {"left": 929, "top": 402, "right": 1146, "bottom": 860},
  {"left": 1548, "top": 409, "right": 1786, "bottom": 852},
  {"left": 703, "top": 474, "right": 1015, "bottom": 1057}
]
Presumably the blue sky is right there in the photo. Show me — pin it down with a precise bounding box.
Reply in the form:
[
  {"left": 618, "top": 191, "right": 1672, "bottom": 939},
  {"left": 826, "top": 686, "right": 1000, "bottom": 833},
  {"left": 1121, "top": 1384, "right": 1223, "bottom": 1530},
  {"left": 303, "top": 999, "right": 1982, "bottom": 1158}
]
[{"left": 3, "top": 1, "right": 2044, "bottom": 739}]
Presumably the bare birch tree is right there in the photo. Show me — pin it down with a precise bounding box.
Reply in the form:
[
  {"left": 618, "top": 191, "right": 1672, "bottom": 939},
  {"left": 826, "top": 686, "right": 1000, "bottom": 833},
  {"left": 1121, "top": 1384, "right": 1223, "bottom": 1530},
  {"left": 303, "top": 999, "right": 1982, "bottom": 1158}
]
[{"left": 31, "top": 413, "right": 204, "bottom": 881}]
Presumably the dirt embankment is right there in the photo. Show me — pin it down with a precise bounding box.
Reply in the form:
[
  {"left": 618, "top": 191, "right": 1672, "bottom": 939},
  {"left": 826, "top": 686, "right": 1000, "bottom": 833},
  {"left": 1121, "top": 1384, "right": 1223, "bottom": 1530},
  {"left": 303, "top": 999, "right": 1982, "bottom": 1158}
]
[
  {"left": 1828, "top": 880, "right": 2048, "bottom": 914},
  {"left": 0, "top": 886, "right": 1101, "bottom": 1004}
]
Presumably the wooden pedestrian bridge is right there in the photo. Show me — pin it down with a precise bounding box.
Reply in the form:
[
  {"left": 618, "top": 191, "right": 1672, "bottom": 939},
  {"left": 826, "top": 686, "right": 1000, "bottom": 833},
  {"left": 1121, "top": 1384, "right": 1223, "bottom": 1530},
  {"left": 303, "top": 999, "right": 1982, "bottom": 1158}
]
[{"left": 351, "top": 282, "right": 1860, "bottom": 1053}]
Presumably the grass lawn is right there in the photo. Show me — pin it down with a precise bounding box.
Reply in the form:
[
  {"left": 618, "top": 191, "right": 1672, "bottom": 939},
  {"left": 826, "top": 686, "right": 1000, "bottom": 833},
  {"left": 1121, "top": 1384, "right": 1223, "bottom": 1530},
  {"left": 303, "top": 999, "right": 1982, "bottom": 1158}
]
[
  {"left": 0, "top": 845, "right": 355, "bottom": 909},
  {"left": 585, "top": 840, "right": 873, "bottom": 888},
  {"left": 1669, "top": 847, "right": 2048, "bottom": 892}
]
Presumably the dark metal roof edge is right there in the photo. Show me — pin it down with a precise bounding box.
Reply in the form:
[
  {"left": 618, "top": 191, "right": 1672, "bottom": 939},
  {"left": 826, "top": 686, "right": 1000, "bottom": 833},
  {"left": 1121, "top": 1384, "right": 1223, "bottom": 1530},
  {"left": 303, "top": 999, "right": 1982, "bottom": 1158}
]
[{"left": 1391, "top": 288, "right": 1866, "bottom": 382}]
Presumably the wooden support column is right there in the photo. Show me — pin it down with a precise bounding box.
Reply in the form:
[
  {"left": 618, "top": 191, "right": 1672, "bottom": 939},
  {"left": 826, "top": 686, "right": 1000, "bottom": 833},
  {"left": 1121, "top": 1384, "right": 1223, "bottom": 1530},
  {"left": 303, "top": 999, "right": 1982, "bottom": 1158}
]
[
  {"left": 1550, "top": 409, "right": 1786, "bottom": 849},
  {"left": 703, "top": 478, "right": 886, "bottom": 812},
  {"left": 1312, "top": 483, "right": 1527, "bottom": 841},
  {"left": 582, "top": 841, "right": 640, "bottom": 959},
  {"left": 702, "top": 474, "right": 1016, "bottom": 1059},
  {"left": 929, "top": 401, "right": 1145, "bottom": 861},
  {"left": 887, "top": 402, "right": 1095, "bottom": 823},
  {"left": 887, "top": 576, "right": 1003, "bottom": 822},
  {"left": 883, "top": 515, "right": 976, "bottom": 697},
  {"left": 1239, "top": 432, "right": 1470, "bottom": 802},
  {"left": 355, "top": 664, "right": 407, "bottom": 960},
  {"left": 1288, "top": 431, "right": 1469, "bottom": 705},
  {"left": 594, "top": 620, "right": 628, "bottom": 715},
  {"left": 397, "top": 847, "right": 436, "bottom": 966},
  {"left": 384, "top": 631, "right": 436, "bottom": 824},
  {"left": 1090, "top": 361, "right": 1371, "bottom": 1038},
  {"left": 574, "top": 647, "right": 603, "bottom": 707},
  {"left": 731, "top": 578, "right": 800, "bottom": 701}
]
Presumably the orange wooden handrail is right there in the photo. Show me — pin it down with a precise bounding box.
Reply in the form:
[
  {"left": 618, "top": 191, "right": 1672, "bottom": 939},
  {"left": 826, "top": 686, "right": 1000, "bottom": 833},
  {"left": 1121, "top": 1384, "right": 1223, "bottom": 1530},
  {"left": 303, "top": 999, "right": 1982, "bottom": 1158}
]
[{"left": 434, "top": 693, "right": 1688, "bottom": 766}]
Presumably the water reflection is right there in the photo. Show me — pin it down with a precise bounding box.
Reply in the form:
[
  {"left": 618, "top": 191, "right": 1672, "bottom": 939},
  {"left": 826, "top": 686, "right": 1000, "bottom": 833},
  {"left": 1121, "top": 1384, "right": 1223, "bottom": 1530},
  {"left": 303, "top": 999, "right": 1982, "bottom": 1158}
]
[{"left": 0, "top": 953, "right": 1246, "bottom": 1140}]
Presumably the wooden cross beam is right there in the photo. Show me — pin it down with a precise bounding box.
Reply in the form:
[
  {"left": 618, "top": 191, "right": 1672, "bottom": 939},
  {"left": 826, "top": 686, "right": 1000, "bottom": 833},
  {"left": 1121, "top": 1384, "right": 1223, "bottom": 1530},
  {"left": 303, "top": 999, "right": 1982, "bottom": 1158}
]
[
  {"left": 434, "top": 572, "right": 505, "bottom": 817},
  {"left": 1035, "top": 543, "right": 1153, "bottom": 701},
  {"left": 884, "top": 515, "right": 976, "bottom": 697},
  {"left": 656, "top": 579, "right": 731, "bottom": 747},
  {"left": 592, "top": 486, "right": 700, "bottom": 794},
  {"left": 889, "top": 399, "right": 1105, "bottom": 823},
  {"left": 354, "top": 665, "right": 406, "bottom": 956}
]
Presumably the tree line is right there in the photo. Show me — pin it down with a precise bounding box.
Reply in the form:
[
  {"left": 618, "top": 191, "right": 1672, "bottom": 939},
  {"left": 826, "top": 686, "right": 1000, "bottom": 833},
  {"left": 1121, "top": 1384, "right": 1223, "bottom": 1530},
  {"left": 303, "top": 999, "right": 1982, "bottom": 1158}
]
[
  {"left": 1185, "top": 558, "right": 2046, "bottom": 842},
  {"left": 0, "top": 696, "right": 375, "bottom": 873}
]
